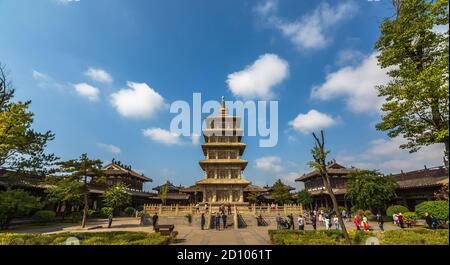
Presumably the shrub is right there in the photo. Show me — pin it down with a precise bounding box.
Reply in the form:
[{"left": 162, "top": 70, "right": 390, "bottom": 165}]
[
  {"left": 403, "top": 212, "right": 417, "bottom": 222},
  {"left": 100, "top": 207, "right": 114, "bottom": 218},
  {"left": 415, "top": 201, "right": 449, "bottom": 221},
  {"left": 124, "top": 207, "right": 136, "bottom": 217},
  {"left": 0, "top": 231, "right": 173, "bottom": 245},
  {"left": 268, "top": 229, "right": 372, "bottom": 245},
  {"left": 381, "top": 228, "right": 448, "bottom": 245},
  {"left": 386, "top": 205, "right": 409, "bottom": 217},
  {"left": 32, "top": 210, "right": 56, "bottom": 223}
]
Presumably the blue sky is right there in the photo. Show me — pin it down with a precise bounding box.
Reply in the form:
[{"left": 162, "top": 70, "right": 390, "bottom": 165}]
[{"left": 0, "top": 0, "right": 445, "bottom": 191}]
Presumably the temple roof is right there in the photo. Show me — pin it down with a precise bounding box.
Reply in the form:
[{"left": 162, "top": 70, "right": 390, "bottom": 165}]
[
  {"left": 201, "top": 143, "right": 246, "bottom": 155},
  {"left": 263, "top": 182, "right": 296, "bottom": 192},
  {"left": 152, "top": 181, "right": 185, "bottom": 192},
  {"left": 244, "top": 184, "right": 268, "bottom": 192},
  {"left": 199, "top": 159, "right": 248, "bottom": 170},
  {"left": 295, "top": 161, "right": 356, "bottom": 182},
  {"left": 100, "top": 162, "right": 152, "bottom": 182},
  {"left": 392, "top": 166, "right": 448, "bottom": 189},
  {"left": 195, "top": 178, "right": 251, "bottom": 185}
]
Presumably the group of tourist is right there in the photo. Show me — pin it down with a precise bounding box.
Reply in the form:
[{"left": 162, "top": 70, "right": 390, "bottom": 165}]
[
  {"left": 275, "top": 209, "right": 347, "bottom": 231},
  {"left": 392, "top": 212, "right": 405, "bottom": 228},
  {"left": 424, "top": 212, "right": 441, "bottom": 229},
  {"left": 198, "top": 203, "right": 232, "bottom": 230},
  {"left": 353, "top": 214, "right": 371, "bottom": 231}
]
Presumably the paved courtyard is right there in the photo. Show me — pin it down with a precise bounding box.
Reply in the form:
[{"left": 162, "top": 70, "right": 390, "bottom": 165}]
[{"left": 11, "top": 217, "right": 402, "bottom": 245}]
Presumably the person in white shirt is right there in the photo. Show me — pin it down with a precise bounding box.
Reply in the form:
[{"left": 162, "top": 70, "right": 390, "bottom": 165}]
[
  {"left": 298, "top": 215, "right": 305, "bottom": 230},
  {"left": 333, "top": 215, "right": 340, "bottom": 230}
]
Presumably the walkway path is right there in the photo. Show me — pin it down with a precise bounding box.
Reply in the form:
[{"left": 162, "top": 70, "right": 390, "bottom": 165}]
[{"left": 10, "top": 217, "right": 401, "bottom": 245}]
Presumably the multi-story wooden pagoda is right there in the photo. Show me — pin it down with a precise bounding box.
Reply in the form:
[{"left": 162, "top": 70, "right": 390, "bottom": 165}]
[{"left": 194, "top": 96, "right": 250, "bottom": 205}]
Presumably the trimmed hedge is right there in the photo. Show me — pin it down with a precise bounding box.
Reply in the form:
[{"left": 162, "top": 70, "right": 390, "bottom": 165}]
[
  {"left": 386, "top": 205, "right": 409, "bottom": 217},
  {"left": 32, "top": 210, "right": 56, "bottom": 223},
  {"left": 268, "top": 230, "right": 372, "bottom": 245},
  {"left": 415, "top": 201, "right": 449, "bottom": 221},
  {"left": 0, "top": 231, "right": 175, "bottom": 245},
  {"left": 381, "top": 228, "right": 448, "bottom": 245},
  {"left": 269, "top": 228, "right": 449, "bottom": 245}
]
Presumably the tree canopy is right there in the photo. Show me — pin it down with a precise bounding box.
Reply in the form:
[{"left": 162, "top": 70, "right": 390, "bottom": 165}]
[
  {"left": 375, "top": 0, "right": 449, "bottom": 165},
  {"left": 102, "top": 183, "right": 131, "bottom": 211},
  {"left": 345, "top": 170, "right": 398, "bottom": 211},
  {"left": 0, "top": 63, "right": 57, "bottom": 178},
  {"left": 296, "top": 189, "right": 313, "bottom": 207},
  {"left": 0, "top": 189, "right": 42, "bottom": 229},
  {"left": 270, "top": 179, "right": 292, "bottom": 204}
]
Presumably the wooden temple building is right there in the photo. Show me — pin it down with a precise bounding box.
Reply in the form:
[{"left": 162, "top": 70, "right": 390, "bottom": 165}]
[
  {"left": 181, "top": 96, "right": 265, "bottom": 205},
  {"left": 148, "top": 181, "right": 190, "bottom": 205},
  {"left": 295, "top": 161, "right": 449, "bottom": 211},
  {"left": 86, "top": 160, "right": 153, "bottom": 208}
]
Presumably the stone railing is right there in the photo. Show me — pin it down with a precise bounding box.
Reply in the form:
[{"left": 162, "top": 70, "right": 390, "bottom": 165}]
[{"left": 143, "top": 203, "right": 303, "bottom": 216}]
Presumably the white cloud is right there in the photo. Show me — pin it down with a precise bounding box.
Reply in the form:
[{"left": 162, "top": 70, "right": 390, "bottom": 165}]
[
  {"left": 335, "top": 49, "right": 365, "bottom": 66},
  {"left": 32, "top": 70, "right": 49, "bottom": 79},
  {"left": 73, "top": 83, "right": 100, "bottom": 101},
  {"left": 84, "top": 67, "right": 113, "bottom": 84},
  {"left": 97, "top": 143, "right": 121, "bottom": 154},
  {"left": 226, "top": 53, "right": 289, "bottom": 99},
  {"left": 55, "top": 0, "right": 80, "bottom": 5},
  {"left": 311, "top": 52, "right": 390, "bottom": 113},
  {"left": 254, "top": 156, "right": 284, "bottom": 172},
  {"left": 337, "top": 136, "right": 445, "bottom": 173},
  {"left": 110, "top": 82, "right": 165, "bottom": 118},
  {"left": 289, "top": 109, "right": 337, "bottom": 134},
  {"left": 142, "top": 128, "right": 181, "bottom": 145},
  {"left": 256, "top": 1, "right": 358, "bottom": 50}
]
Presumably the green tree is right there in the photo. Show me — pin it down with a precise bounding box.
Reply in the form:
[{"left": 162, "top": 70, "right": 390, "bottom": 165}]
[
  {"left": 0, "top": 189, "right": 42, "bottom": 229},
  {"left": 246, "top": 192, "right": 260, "bottom": 204},
  {"left": 0, "top": 63, "right": 57, "bottom": 179},
  {"left": 56, "top": 153, "right": 103, "bottom": 228},
  {"left": 308, "top": 130, "right": 351, "bottom": 244},
  {"left": 44, "top": 175, "right": 84, "bottom": 218},
  {"left": 297, "top": 190, "right": 313, "bottom": 210},
  {"left": 375, "top": 0, "right": 449, "bottom": 167},
  {"left": 270, "top": 179, "right": 292, "bottom": 204},
  {"left": 160, "top": 181, "right": 169, "bottom": 205},
  {"left": 102, "top": 183, "right": 131, "bottom": 213},
  {"left": 345, "top": 170, "right": 397, "bottom": 212}
]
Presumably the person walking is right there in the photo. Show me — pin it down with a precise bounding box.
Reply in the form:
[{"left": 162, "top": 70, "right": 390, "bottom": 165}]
[
  {"left": 139, "top": 210, "right": 146, "bottom": 226},
  {"left": 288, "top": 214, "right": 295, "bottom": 230},
  {"left": 222, "top": 213, "right": 227, "bottom": 229},
  {"left": 425, "top": 212, "right": 433, "bottom": 229},
  {"left": 354, "top": 215, "right": 361, "bottom": 230},
  {"left": 298, "top": 215, "right": 305, "bottom": 230},
  {"left": 376, "top": 212, "right": 384, "bottom": 231},
  {"left": 152, "top": 212, "right": 159, "bottom": 231},
  {"left": 362, "top": 215, "right": 369, "bottom": 231},
  {"left": 311, "top": 214, "right": 317, "bottom": 230},
  {"left": 324, "top": 212, "right": 330, "bottom": 230},
  {"left": 107, "top": 212, "right": 113, "bottom": 228},
  {"left": 276, "top": 213, "right": 282, "bottom": 230},
  {"left": 227, "top": 203, "right": 232, "bottom": 215},
  {"left": 318, "top": 212, "right": 323, "bottom": 226},
  {"left": 333, "top": 215, "right": 340, "bottom": 230},
  {"left": 204, "top": 203, "right": 209, "bottom": 214},
  {"left": 200, "top": 213, "right": 206, "bottom": 230},
  {"left": 195, "top": 203, "right": 200, "bottom": 214},
  {"left": 393, "top": 213, "right": 398, "bottom": 225},
  {"left": 215, "top": 212, "right": 221, "bottom": 230},
  {"left": 397, "top": 213, "right": 404, "bottom": 228}
]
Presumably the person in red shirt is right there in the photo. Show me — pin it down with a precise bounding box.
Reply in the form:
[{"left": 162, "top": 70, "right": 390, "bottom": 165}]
[{"left": 354, "top": 215, "right": 361, "bottom": 230}]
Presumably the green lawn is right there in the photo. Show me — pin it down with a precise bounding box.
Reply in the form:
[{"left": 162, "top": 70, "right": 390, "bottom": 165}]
[
  {"left": 269, "top": 228, "right": 449, "bottom": 245},
  {"left": 0, "top": 231, "right": 176, "bottom": 245}
]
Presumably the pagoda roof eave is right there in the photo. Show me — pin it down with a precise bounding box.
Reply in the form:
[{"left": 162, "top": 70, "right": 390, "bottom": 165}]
[{"left": 199, "top": 159, "right": 248, "bottom": 170}]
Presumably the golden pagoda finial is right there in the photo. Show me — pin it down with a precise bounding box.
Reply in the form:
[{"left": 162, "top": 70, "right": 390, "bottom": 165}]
[{"left": 221, "top": 96, "right": 225, "bottom": 108}]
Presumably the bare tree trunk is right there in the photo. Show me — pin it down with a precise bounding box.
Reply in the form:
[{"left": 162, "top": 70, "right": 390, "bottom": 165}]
[
  {"left": 322, "top": 173, "right": 352, "bottom": 244},
  {"left": 81, "top": 191, "right": 88, "bottom": 228}
]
